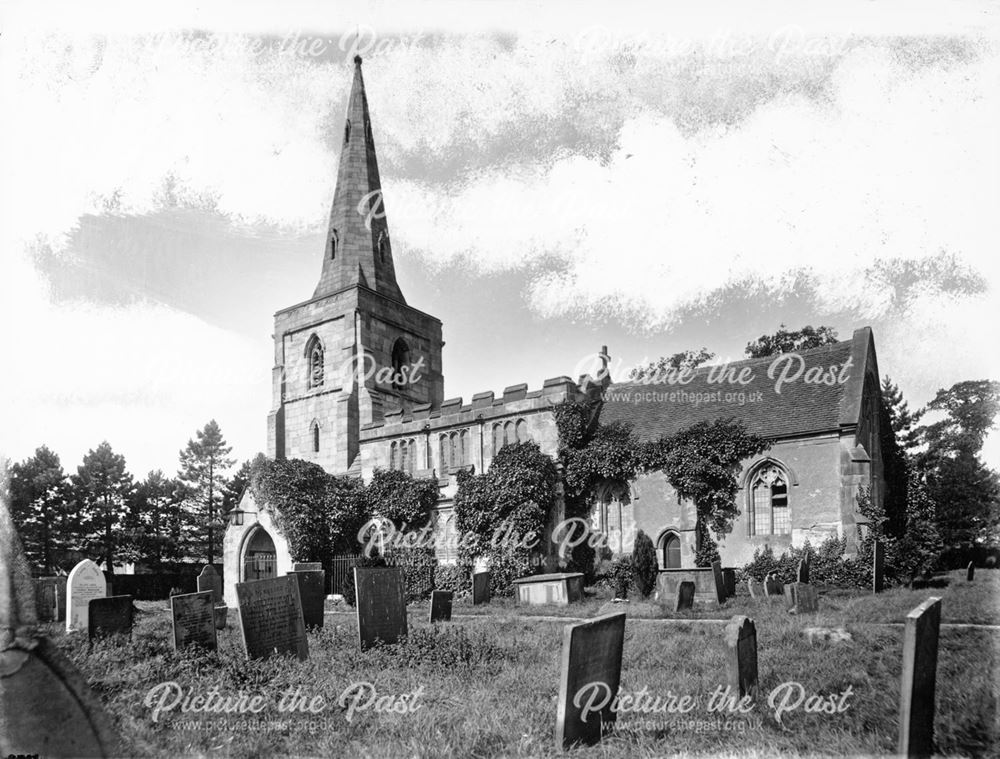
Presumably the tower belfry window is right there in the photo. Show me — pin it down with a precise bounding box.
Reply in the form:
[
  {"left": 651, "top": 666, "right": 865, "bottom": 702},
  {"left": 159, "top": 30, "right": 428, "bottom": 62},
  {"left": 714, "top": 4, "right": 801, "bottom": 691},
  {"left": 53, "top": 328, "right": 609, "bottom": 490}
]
[
  {"left": 344, "top": 119, "right": 351, "bottom": 145},
  {"left": 391, "top": 337, "right": 410, "bottom": 392},
  {"left": 378, "top": 231, "right": 388, "bottom": 263},
  {"left": 330, "top": 228, "right": 339, "bottom": 260},
  {"left": 307, "top": 336, "right": 324, "bottom": 388}
]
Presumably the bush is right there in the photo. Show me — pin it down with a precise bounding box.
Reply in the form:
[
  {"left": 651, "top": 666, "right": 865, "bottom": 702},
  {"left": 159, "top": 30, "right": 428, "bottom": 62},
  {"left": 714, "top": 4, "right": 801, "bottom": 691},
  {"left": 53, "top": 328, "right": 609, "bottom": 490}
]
[
  {"left": 340, "top": 555, "right": 386, "bottom": 606},
  {"left": 740, "top": 536, "right": 873, "bottom": 589},
  {"left": 607, "top": 555, "right": 634, "bottom": 598},
  {"left": 384, "top": 548, "right": 436, "bottom": 603},
  {"left": 633, "top": 530, "right": 658, "bottom": 598},
  {"left": 434, "top": 564, "right": 473, "bottom": 596}
]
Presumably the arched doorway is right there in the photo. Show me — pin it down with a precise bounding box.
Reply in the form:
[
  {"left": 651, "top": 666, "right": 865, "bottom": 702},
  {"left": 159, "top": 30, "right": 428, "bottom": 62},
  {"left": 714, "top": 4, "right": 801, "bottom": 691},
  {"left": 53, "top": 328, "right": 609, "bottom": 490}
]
[
  {"left": 241, "top": 526, "right": 277, "bottom": 582},
  {"left": 657, "top": 530, "right": 682, "bottom": 569}
]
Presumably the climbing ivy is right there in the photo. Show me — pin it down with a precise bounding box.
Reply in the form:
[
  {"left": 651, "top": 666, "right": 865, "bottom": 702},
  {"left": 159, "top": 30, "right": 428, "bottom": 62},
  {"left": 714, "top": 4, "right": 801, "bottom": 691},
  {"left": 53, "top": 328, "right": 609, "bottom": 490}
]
[{"left": 364, "top": 468, "right": 439, "bottom": 530}]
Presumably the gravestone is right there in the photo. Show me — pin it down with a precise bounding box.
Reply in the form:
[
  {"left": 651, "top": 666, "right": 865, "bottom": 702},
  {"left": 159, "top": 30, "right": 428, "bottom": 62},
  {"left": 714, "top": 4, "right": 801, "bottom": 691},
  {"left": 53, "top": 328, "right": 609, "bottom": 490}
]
[
  {"left": 722, "top": 568, "right": 736, "bottom": 599},
  {"left": 289, "top": 569, "right": 326, "bottom": 628},
  {"left": 555, "top": 612, "right": 626, "bottom": 749},
  {"left": 898, "top": 597, "right": 942, "bottom": 757},
  {"left": 66, "top": 559, "right": 107, "bottom": 632},
  {"left": 472, "top": 570, "right": 491, "bottom": 605},
  {"left": 788, "top": 583, "right": 818, "bottom": 614},
  {"left": 747, "top": 578, "right": 760, "bottom": 600},
  {"left": 725, "top": 615, "right": 759, "bottom": 699},
  {"left": 88, "top": 595, "right": 133, "bottom": 640},
  {"left": 764, "top": 574, "right": 783, "bottom": 600},
  {"left": 1, "top": 474, "right": 121, "bottom": 757},
  {"left": 354, "top": 566, "right": 407, "bottom": 650},
  {"left": 966, "top": 562, "right": 974, "bottom": 582},
  {"left": 797, "top": 558, "right": 810, "bottom": 584},
  {"left": 171, "top": 590, "right": 217, "bottom": 651},
  {"left": 711, "top": 560, "right": 726, "bottom": 604},
  {"left": 873, "top": 540, "right": 885, "bottom": 593},
  {"left": 429, "top": 589, "right": 453, "bottom": 623},
  {"left": 235, "top": 575, "right": 309, "bottom": 661},
  {"left": 197, "top": 565, "right": 223, "bottom": 605},
  {"left": 674, "top": 581, "right": 695, "bottom": 612},
  {"left": 34, "top": 576, "right": 66, "bottom": 623},
  {"left": 783, "top": 583, "right": 798, "bottom": 610}
]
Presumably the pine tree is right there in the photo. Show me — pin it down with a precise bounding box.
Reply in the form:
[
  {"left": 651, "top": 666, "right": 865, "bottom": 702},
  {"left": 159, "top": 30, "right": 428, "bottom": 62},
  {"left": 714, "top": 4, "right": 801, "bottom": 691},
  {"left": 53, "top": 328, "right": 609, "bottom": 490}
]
[
  {"left": 178, "top": 420, "right": 234, "bottom": 564},
  {"left": 74, "top": 441, "right": 134, "bottom": 574},
  {"left": 632, "top": 530, "right": 658, "bottom": 598},
  {"left": 125, "top": 470, "right": 185, "bottom": 569},
  {"left": 895, "top": 472, "right": 943, "bottom": 584},
  {"left": 9, "top": 446, "right": 78, "bottom": 573},
  {"left": 882, "top": 376, "right": 924, "bottom": 453}
]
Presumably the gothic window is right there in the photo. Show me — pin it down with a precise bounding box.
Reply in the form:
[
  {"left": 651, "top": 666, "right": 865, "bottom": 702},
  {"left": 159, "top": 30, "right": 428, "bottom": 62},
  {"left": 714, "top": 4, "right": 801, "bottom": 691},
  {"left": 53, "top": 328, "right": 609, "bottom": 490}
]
[
  {"left": 657, "top": 531, "right": 681, "bottom": 569},
  {"left": 306, "top": 335, "right": 324, "bottom": 388},
  {"left": 503, "top": 421, "right": 514, "bottom": 446},
  {"left": 516, "top": 419, "right": 528, "bottom": 443},
  {"left": 391, "top": 338, "right": 411, "bottom": 392},
  {"left": 459, "top": 429, "right": 469, "bottom": 465},
  {"left": 377, "top": 231, "right": 388, "bottom": 263},
  {"left": 439, "top": 434, "right": 448, "bottom": 472},
  {"left": 329, "top": 228, "right": 339, "bottom": 260},
  {"left": 312, "top": 421, "right": 320, "bottom": 453},
  {"left": 492, "top": 423, "right": 504, "bottom": 456},
  {"left": 748, "top": 463, "right": 791, "bottom": 536},
  {"left": 344, "top": 119, "right": 351, "bottom": 145},
  {"left": 390, "top": 441, "right": 399, "bottom": 470}
]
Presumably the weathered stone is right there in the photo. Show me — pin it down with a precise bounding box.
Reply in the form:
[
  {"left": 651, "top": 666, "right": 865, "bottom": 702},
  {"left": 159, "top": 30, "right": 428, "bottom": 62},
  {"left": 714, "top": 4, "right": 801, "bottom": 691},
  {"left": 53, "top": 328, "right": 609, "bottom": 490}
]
[
  {"left": 472, "top": 570, "right": 491, "bottom": 605},
  {"left": 34, "top": 577, "right": 66, "bottom": 623},
  {"left": 293, "top": 562, "right": 323, "bottom": 572},
  {"left": 513, "top": 573, "right": 583, "bottom": 606},
  {"left": 88, "top": 595, "right": 133, "bottom": 640},
  {"left": 966, "top": 562, "right": 974, "bottom": 582},
  {"left": 797, "top": 558, "right": 810, "bottom": 584},
  {"left": 555, "top": 612, "right": 626, "bottom": 748},
  {"left": 674, "top": 581, "right": 695, "bottom": 612},
  {"left": 197, "top": 565, "right": 223, "bottom": 605},
  {"left": 764, "top": 574, "right": 783, "bottom": 600},
  {"left": 722, "top": 568, "right": 736, "bottom": 599},
  {"left": 711, "top": 560, "right": 726, "bottom": 604},
  {"left": 171, "top": 590, "right": 217, "bottom": 651},
  {"left": 725, "top": 615, "right": 759, "bottom": 700},
  {"left": 66, "top": 559, "right": 106, "bottom": 633},
  {"left": 803, "top": 626, "right": 853, "bottom": 644},
  {"left": 783, "top": 583, "right": 797, "bottom": 610},
  {"left": 794, "top": 583, "right": 819, "bottom": 614},
  {"left": 747, "top": 578, "right": 760, "bottom": 599},
  {"left": 289, "top": 570, "right": 325, "bottom": 628},
  {"left": 873, "top": 540, "right": 885, "bottom": 593},
  {"left": 354, "top": 567, "right": 407, "bottom": 650},
  {"left": 429, "top": 590, "right": 453, "bottom": 623},
  {"left": 898, "top": 597, "right": 942, "bottom": 757},
  {"left": 235, "top": 575, "right": 309, "bottom": 661}
]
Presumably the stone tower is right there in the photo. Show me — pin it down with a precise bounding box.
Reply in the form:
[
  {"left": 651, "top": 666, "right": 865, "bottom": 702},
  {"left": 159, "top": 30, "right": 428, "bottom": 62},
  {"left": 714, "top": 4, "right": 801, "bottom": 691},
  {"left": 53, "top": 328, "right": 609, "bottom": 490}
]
[{"left": 267, "top": 56, "right": 444, "bottom": 474}]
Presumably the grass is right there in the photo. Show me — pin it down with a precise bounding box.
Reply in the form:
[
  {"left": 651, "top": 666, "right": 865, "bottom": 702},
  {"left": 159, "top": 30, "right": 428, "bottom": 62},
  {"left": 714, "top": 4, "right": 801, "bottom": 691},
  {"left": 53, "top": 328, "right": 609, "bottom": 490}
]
[{"left": 40, "top": 570, "right": 999, "bottom": 758}]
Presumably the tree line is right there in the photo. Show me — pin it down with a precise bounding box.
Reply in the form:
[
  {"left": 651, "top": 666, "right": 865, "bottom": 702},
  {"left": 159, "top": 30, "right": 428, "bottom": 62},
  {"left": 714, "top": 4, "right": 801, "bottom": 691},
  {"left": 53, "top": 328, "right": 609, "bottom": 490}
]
[{"left": 8, "top": 420, "right": 250, "bottom": 575}]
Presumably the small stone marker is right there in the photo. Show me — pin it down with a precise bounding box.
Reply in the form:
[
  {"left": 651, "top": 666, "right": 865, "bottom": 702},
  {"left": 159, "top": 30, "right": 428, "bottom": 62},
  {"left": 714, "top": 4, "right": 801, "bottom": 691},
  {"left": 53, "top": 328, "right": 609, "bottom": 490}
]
[
  {"left": 555, "top": 612, "right": 626, "bottom": 749},
  {"left": 171, "top": 590, "right": 217, "bottom": 651},
  {"left": 1, "top": 474, "right": 121, "bottom": 757},
  {"left": 674, "top": 580, "right": 695, "bottom": 612},
  {"left": 783, "top": 583, "right": 798, "bottom": 610},
  {"left": 765, "top": 574, "right": 783, "bottom": 600},
  {"left": 898, "top": 597, "right": 942, "bottom": 757},
  {"left": 725, "top": 615, "right": 759, "bottom": 700},
  {"left": 354, "top": 566, "right": 408, "bottom": 650},
  {"left": 34, "top": 576, "right": 66, "bottom": 622},
  {"left": 472, "top": 570, "right": 491, "bottom": 605},
  {"left": 966, "top": 562, "right": 974, "bottom": 582},
  {"left": 197, "top": 565, "right": 223, "bottom": 605},
  {"left": 747, "top": 578, "right": 759, "bottom": 599},
  {"left": 711, "top": 560, "right": 726, "bottom": 604},
  {"left": 289, "top": 569, "right": 326, "bottom": 628},
  {"left": 429, "top": 589, "right": 453, "bottom": 623},
  {"left": 235, "top": 574, "right": 309, "bottom": 661},
  {"left": 66, "top": 559, "right": 107, "bottom": 632},
  {"left": 789, "top": 583, "right": 819, "bottom": 614},
  {"left": 88, "top": 595, "right": 133, "bottom": 640},
  {"left": 873, "top": 540, "right": 885, "bottom": 593}
]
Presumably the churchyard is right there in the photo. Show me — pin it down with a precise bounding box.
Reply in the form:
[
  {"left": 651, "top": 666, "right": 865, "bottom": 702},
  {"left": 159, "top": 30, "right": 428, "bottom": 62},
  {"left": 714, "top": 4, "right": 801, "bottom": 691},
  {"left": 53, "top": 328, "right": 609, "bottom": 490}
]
[{"left": 20, "top": 566, "right": 998, "bottom": 757}]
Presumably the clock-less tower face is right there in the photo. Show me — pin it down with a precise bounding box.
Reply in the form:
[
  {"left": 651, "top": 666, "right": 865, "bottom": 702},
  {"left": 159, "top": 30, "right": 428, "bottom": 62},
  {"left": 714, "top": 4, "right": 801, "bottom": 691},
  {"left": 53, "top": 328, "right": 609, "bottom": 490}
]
[{"left": 266, "top": 57, "right": 443, "bottom": 474}]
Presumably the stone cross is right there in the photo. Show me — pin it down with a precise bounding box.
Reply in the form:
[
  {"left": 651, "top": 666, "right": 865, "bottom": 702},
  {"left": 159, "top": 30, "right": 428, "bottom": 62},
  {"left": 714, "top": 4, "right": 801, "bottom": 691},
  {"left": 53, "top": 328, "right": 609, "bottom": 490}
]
[
  {"left": 1, "top": 465, "right": 120, "bottom": 756},
  {"left": 898, "top": 597, "right": 942, "bottom": 757},
  {"left": 725, "top": 615, "right": 759, "bottom": 700}
]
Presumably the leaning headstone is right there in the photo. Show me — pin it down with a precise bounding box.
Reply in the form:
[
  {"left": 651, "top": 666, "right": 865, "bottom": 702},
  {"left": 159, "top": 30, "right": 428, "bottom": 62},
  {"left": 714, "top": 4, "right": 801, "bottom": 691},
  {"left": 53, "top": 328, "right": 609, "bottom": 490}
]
[
  {"left": 429, "top": 590, "right": 453, "bottom": 623},
  {"left": 873, "top": 540, "right": 885, "bottom": 593},
  {"left": 747, "top": 578, "right": 760, "bottom": 600},
  {"left": 966, "top": 562, "right": 974, "bottom": 582},
  {"left": 725, "top": 615, "right": 759, "bottom": 700},
  {"left": 765, "top": 574, "right": 783, "bottom": 601},
  {"left": 88, "top": 595, "right": 133, "bottom": 640},
  {"left": 789, "top": 583, "right": 819, "bottom": 614},
  {"left": 0, "top": 467, "right": 121, "bottom": 757},
  {"left": 354, "top": 566, "right": 407, "bottom": 650},
  {"left": 711, "top": 560, "right": 726, "bottom": 604},
  {"left": 235, "top": 574, "right": 309, "bottom": 661},
  {"left": 555, "top": 612, "right": 626, "bottom": 749},
  {"left": 289, "top": 569, "right": 325, "bottom": 628},
  {"left": 674, "top": 581, "right": 695, "bottom": 612},
  {"left": 898, "top": 597, "right": 942, "bottom": 757},
  {"left": 197, "top": 565, "right": 223, "bottom": 605},
  {"left": 66, "top": 559, "right": 107, "bottom": 633},
  {"left": 171, "top": 590, "right": 217, "bottom": 651},
  {"left": 472, "top": 570, "right": 491, "bottom": 605},
  {"left": 797, "top": 558, "right": 810, "bottom": 584}
]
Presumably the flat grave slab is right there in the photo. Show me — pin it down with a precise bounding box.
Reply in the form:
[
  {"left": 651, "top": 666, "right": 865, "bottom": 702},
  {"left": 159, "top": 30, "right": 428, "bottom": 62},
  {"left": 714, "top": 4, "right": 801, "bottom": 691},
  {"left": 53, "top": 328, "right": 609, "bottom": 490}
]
[{"left": 512, "top": 572, "right": 584, "bottom": 606}]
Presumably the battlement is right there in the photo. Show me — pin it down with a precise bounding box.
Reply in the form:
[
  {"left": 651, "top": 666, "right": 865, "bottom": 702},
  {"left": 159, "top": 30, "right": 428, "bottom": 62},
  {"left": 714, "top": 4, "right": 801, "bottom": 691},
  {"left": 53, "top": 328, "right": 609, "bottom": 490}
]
[{"left": 359, "top": 375, "right": 585, "bottom": 440}]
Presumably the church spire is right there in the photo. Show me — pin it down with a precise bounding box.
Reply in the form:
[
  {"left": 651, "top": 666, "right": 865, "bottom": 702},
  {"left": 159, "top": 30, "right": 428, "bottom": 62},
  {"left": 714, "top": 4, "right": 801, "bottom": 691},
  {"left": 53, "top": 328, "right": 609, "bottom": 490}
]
[{"left": 314, "top": 55, "right": 405, "bottom": 303}]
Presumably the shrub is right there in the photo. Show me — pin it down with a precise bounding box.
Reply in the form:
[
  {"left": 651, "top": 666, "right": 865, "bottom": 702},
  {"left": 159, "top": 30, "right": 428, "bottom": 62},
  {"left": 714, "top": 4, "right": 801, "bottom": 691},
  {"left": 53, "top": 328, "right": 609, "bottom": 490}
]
[
  {"left": 607, "top": 555, "right": 634, "bottom": 598},
  {"left": 340, "top": 555, "right": 386, "bottom": 606},
  {"left": 632, "top": 530, "right": 658, "bottom": 598},
  {"left": 434, "top": 564, "right": 473, "bottom": 596}
]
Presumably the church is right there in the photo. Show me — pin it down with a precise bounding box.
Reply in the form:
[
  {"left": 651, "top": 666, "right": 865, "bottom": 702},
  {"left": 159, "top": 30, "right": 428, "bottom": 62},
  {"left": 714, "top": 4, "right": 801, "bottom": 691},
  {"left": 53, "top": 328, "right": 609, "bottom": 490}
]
[{"left": 222, "top": 57, "right": 886, "bottom": 605}]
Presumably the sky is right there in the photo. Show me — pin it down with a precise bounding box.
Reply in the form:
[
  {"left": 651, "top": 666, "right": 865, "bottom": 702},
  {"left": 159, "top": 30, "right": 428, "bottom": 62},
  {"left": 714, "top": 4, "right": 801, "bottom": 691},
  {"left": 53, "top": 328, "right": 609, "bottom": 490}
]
[{"left": 1, "top": 0, "right": 998, "bottom": 478}]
